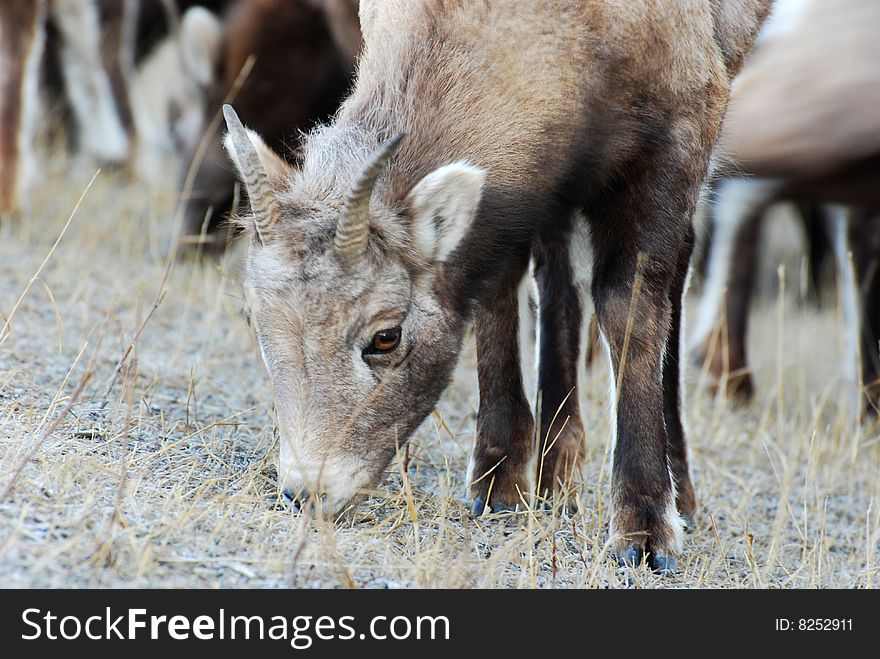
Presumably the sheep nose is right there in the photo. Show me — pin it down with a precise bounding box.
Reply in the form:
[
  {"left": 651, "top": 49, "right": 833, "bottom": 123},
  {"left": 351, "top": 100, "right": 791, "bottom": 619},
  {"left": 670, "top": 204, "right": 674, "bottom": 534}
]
[
  {"left": 281, "top": 487, "right": 304, "bottom": 511},
  {"left": 281, "top": 487, "right": 331, "bottom": 515}
]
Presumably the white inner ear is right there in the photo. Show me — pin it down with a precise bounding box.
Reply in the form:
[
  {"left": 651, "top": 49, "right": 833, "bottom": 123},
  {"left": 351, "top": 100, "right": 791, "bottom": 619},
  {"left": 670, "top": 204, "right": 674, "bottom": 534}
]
[{"left": 407, "top": 162, "right": 487, "bottom": 263}]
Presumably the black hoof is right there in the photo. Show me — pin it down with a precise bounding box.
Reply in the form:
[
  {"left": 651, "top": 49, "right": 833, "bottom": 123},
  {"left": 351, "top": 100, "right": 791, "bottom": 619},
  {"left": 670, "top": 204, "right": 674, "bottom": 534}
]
[
  {"left": 538, "top": 498, "right": 579, "bottom": 515},
  {"left": 471, "top": 497, "right": 486, "bottom": 517},
  {"left": 471, "top": 498, "right": 516, "bottom": 517},
  {"left": 649, "top": 551, "right": 676, "bottom": 575},
  {"left": 617, "top": 543, "right": 642, "bottom": 568}
]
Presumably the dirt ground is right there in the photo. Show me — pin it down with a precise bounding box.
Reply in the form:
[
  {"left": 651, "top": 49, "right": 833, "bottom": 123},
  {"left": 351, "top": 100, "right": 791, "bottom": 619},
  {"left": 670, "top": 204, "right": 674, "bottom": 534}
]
[{"left": 1, "top": 163, "right": 878, "bottom": 589}]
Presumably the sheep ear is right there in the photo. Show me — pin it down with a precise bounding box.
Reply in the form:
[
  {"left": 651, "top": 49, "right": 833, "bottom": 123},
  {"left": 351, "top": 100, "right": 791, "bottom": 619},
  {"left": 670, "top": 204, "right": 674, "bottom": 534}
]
[
  {"left": 405, "top": 162, "right": 487, "bottom": 263},
  {"left": 179, "top": 7, "right": 223, "bottom": 86}
]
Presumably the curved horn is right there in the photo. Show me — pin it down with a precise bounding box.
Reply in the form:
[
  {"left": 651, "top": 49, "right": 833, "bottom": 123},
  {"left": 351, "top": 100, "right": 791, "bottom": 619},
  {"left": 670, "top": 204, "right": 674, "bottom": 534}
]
[
  {"left": 222, "top": 104, "right": 281, "bottom": 241},
  {"left": 336, "top": 133, "right": 405, "bottom": 263}
]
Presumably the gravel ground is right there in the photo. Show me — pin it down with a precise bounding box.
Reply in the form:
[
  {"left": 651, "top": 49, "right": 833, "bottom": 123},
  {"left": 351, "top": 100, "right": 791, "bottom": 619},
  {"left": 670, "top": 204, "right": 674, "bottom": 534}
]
[{"left": 1, "top": 165, "right": 878, "bottom": 589}]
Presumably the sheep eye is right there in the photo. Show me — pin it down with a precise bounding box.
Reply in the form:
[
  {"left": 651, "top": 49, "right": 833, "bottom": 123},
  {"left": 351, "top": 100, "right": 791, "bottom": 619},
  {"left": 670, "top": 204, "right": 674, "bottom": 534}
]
[{"left": 366, "top": 326, "right": 401, "bottom": 354}]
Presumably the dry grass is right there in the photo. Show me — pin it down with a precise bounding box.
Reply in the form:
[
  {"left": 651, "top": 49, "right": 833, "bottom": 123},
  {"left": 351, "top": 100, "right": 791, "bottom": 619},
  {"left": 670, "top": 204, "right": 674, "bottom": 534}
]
[{"left": 1, "top": 163, "right": 879, "bottom": 589}]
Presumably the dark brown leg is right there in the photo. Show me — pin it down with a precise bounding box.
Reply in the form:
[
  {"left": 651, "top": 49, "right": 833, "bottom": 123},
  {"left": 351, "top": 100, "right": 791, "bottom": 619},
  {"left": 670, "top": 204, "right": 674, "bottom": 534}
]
[
  {"left": 701, "top": 202, "right": 763, "bottom": 403},
  {"left": 470, "top": 262, "right": 535, "bottom": 514},
  {"left": 532, "top": 223, "right": 590, "bottom": 506},
  {"left": 0, "top": 1, "right": 42, "bottom": 220},
  {"left": 589, "top": 151, "right": 708, "bottom": 573},
  {"left": 849, "top": 209, "right": 880, "bottom": 413},
  {"left": 592, "top": 243, "right": 680, "bottom": 570},
  {"left": 664, "top": 225, "right": 696, "bottom": 527},
  {"left": 798, "top": 203, "right": 833, "bottom": 306},
  {"left": 691, "top": 177, "right": 717, "bottom": 282}
]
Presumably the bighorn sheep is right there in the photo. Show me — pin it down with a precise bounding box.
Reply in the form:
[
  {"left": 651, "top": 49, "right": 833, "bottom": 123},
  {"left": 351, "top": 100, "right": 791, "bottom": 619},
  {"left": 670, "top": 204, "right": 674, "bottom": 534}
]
[{"left": 223, "top": 0, "right": 771, "bottom": 572}]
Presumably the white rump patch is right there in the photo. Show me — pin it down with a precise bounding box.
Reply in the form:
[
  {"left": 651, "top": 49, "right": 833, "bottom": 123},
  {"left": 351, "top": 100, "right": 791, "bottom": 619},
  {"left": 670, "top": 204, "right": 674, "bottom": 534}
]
[{"left": 757, "top": 0, "right": 810, "bottom": 45}]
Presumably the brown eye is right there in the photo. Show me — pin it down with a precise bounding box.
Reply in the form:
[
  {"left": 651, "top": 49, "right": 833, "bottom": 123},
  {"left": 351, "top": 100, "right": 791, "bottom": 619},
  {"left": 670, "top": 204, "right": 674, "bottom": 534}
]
[{"left": 367, "top": 326, "right": 401, "bottom": 354}]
